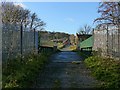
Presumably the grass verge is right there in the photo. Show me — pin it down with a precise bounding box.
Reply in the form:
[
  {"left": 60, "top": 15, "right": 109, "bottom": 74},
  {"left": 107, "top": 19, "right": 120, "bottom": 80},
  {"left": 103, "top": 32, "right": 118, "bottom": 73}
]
[
  {"left": 84, "top": 56, "right": 120, "bottom": 88},
  {"left": 76, "top": 50, "right": 92, "bottom": 60},
  {"left": 2, "top": 52, "right": 52, "bottom": 88}
]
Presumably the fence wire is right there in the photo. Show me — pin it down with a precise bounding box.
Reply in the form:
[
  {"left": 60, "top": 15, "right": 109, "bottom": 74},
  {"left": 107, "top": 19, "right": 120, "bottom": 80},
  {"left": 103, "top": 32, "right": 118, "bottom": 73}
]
[
  {"left": 93, "top": 26, "right": 120, "bottom": 58},
  {"left": 2, "top": 24, "right": 38, "bottom": 61}
]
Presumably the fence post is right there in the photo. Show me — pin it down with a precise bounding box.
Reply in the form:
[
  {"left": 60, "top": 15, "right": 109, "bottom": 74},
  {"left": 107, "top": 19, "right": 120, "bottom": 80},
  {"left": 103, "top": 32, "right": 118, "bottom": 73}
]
[
  {"left": 38, "top": 31, "right": 41, "bottom": 53},
  {"left": 112, "top": 31, "right": 113, "bottom": 57},
  {"left": 0, "top": 5, "right": 2, "bottom": 89},
  {"left": 34, "top": 28, "right": 35, "bottom": 53},
  {"left": 106, "top": 25, "right": 109, "bottom": 57},
  {"left": 20, "top": 24, "right": 23, "bottom": 60},
  {"left": 118, "top": 2, "right": 120, "bottom": 59}
]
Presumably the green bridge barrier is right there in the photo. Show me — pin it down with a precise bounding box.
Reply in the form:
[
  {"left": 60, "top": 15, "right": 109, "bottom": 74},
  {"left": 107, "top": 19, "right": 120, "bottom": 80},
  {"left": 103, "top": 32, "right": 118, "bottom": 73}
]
[
  {"left": 38, "top": 46, "right": 57, "bottom": 53},
  {"left": 80, "top": 36, "right": 93, "bottom": 50}
]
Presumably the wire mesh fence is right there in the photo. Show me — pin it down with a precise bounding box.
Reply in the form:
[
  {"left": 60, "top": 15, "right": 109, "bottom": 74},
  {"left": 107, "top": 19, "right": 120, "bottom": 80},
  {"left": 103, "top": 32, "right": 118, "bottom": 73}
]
[
  {"left": 93, "top": 26, "right": 120, "bottom": 58},
  {"left": 2, "top": 24, "right": 38, "bottom": 62}
]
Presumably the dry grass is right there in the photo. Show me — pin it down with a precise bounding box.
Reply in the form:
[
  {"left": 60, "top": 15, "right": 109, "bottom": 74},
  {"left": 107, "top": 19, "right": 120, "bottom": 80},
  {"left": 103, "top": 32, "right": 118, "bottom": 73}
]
[{"left": 69, "top": 45, "right": 77, "bottom": 51}]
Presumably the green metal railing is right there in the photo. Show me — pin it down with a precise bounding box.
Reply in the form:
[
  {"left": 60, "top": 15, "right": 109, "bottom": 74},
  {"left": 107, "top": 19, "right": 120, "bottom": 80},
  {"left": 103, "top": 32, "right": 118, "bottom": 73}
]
[{"left": 80, "top": 36, "right": 93, "bottom": 49}]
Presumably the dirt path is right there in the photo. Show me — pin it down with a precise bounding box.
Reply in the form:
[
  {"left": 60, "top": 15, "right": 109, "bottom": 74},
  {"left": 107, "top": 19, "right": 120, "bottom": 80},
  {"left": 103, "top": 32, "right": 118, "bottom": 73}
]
[{"left": 32, "top": 51, "right": 100, "bottom": 88}]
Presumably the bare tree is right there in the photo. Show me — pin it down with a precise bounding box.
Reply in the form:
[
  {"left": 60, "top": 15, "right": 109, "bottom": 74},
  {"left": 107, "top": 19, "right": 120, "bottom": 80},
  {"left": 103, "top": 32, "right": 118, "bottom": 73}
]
[
  {"left": 19, "top": 9, "right": 30, "bottom": 58},
  {"left": 78, "top": 24, "right": 92, "bottom": 34},
  {"left": 30, "top": 13, "right": 46, "bottom": 30},
  {"left": 2, "top": 2, "right": 46, "bottom": 58},
  {"left": 95, "top": 2, "right": 120, "bottom": 25},
  {"left": 94, "top": 2, "right": 120, "bottom": 57},
  {"left": 29, "top": 13, "right": 46, "bottom": 52}
]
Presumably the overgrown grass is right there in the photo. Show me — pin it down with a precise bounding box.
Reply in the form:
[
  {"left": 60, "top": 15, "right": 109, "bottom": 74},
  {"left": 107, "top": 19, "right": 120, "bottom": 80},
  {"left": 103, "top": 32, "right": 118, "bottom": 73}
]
[
  {"left": 77, "top": 51, "right": 89, "bottom": 57},
  {"left": 84, "top": 56, "right": 120, "bottom": 88},
  {"left": 76, "top": 50, "right": 92, "bottom": 60},
  {"left": 2, "top": 52, "right": 52, "bottom": 88}
]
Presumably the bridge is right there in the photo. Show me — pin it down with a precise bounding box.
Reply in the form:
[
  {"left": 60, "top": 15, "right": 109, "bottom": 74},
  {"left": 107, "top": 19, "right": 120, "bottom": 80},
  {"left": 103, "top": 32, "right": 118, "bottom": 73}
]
[{"left": 79, "top": 36, "right": 93, "bottom": 51}]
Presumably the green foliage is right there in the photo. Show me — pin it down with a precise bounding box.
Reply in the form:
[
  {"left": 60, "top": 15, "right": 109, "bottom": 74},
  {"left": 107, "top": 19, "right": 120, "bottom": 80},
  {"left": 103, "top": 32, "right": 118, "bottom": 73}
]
[
  {"left": 2, "top": 53, "right": 51, "bottom": 88},
  {"left": 77, "top": 51, "right": 90, "bottom": 59},
  {"left": 39, "top": 31, "right": 70, "bottom": 41},
  {"left": 84, "top": 56, "right": 120, "bottom": 88}
]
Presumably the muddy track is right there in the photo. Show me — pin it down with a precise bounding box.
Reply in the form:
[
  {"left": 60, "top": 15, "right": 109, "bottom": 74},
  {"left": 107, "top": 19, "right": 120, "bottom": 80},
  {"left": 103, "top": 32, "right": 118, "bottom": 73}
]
[{"left": 32, "top": 51, "right": 100, "bottom": 88}]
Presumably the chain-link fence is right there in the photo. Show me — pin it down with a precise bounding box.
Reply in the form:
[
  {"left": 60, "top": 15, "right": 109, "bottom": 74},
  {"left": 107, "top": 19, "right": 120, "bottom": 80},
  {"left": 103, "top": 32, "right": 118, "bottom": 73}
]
[
  {"left": 2, "top": 24, "right": 38, "bottom": 62},
  {"left": 93, "top": 26, "right": 120, "bottom": 58}
]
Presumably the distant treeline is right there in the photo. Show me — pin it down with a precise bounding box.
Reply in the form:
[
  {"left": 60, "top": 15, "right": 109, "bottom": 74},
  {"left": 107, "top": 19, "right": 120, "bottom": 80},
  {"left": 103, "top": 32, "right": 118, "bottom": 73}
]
[{"left": 39, "top": 31, "right": 70, "bottom": 41}]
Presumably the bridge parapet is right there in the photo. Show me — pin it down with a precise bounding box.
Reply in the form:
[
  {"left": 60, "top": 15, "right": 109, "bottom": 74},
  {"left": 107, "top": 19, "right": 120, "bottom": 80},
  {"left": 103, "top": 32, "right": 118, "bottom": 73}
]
[{"left": 38, "top": 45, "right": 57, "bottom": 53}]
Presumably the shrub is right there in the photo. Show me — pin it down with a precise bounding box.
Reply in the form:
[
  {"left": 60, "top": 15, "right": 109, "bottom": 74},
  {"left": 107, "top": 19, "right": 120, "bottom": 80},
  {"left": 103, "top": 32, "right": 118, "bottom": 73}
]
[
  {"left": 84, "top": 56, "right": 120, "bottom": 88},
  {"left": 2, "top": 52, "right": 52, "bottom": 88}
]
